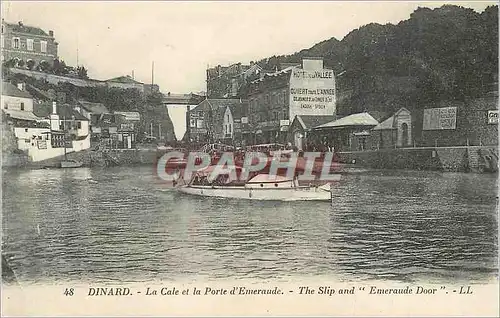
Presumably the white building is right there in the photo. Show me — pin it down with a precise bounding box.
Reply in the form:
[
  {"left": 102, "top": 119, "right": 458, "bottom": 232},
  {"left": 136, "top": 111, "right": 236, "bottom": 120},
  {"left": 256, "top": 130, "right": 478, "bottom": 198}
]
[
  {"left": 2, "top": 81, "right": 34, "bottom": 112},
  {"left": 2, "top": 83, "right": 91, "bottom": 162}
]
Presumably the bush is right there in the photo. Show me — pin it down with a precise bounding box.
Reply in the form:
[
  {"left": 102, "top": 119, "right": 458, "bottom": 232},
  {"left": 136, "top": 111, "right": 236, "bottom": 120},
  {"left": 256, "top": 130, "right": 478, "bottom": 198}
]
[{"left": 26, "top": 60, "right": 35, "bottom": 70}]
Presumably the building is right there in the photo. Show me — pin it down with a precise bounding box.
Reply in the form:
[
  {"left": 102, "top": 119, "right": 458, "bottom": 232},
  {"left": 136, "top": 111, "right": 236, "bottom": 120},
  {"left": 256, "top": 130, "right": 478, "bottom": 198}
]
[
  {"left": 2, "top": 81, "right": 34, "bottom": 113},
  {"left": 246, "top": 57, "right": 337, "bottom": 144},
  {"left": 186, "top": 102, "right": 208, "bottom": 143},
  {"left": 1, "top": 20, "right": 58, "bottom": 68},
  {"left": 371, "top": 107, "right": 413, "bottom": 149},
  {"left": 311, "top": 112, "right": 379, "bottom": 152},
  {"left": 2, "top": 94, "right": 90, "bottom": 162},
  {"left": 105, "top": 75, "right": 144, "bottom": 92},
  {"left": 206, "top": 62, "right": 262, "bottom": 98},
  {"left": 287, "top": 115, "right": 337, "bottom": 150},
  {"left": 187, "top": 99, "right": 248, "bottom": 145}
]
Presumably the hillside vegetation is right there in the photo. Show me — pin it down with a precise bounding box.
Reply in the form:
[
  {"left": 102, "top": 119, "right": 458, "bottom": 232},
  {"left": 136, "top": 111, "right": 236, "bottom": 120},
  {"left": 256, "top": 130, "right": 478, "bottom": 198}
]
[{"left": 258, "top": 5, "right": 498, "bottom": 115}]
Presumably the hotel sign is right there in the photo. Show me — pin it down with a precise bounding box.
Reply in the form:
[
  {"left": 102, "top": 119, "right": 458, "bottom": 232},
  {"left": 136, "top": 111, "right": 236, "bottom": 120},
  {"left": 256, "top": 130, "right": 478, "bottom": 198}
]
[
  {"left": 289, "top": 68, "right": 336, "bottom": 120},
  {"left": 423, "top": 107, "right": 457, "bottom": 130},
  {"left": 488, "top": 110, "right": 498, "bottom": 124}
]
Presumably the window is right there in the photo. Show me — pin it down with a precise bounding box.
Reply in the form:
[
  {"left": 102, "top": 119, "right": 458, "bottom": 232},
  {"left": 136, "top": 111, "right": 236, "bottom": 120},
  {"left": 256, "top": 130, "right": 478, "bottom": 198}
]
[
  {"left": 77, "top": 122, "right": 82, "bottom": 129},
  {"left": 27, "top": 39, "right": 34, "bottom": 51},
  {"left": 40, "top": 40, "right": 47, "bottom": 53},
  {"left": 12, "top": 37, "right": 20, "bottom": 49},
  {"left": 4, "top": 103, "right": 7, "bottom": 109},
  {"left": 20, "top": 102, "right": 24, "bottom": 111}
]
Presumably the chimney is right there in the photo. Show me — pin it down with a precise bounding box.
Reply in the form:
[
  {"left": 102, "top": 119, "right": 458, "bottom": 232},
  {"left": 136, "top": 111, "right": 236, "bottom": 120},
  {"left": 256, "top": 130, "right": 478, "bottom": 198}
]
[
  {"left": 52, "top": 101, "right": 57, "bottom": 115},
  {"left": 49, "top": 30, "right": 54, "bottom": 37}
]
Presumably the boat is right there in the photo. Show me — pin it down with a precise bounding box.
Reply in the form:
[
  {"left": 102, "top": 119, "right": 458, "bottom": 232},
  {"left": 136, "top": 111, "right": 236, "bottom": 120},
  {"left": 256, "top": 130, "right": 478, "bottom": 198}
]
[
  {"left": 175, "top": 165, "right": 335, "bottom": 201},
  {"left": 60, "top": 159, "right": 83, "bottom": 168}
]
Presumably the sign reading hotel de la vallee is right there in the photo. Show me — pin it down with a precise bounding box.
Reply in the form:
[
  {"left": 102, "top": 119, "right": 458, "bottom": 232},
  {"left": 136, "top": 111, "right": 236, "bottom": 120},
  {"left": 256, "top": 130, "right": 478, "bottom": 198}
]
[{"left": 288, "top": 59, "right": 336, "bottom": 120}]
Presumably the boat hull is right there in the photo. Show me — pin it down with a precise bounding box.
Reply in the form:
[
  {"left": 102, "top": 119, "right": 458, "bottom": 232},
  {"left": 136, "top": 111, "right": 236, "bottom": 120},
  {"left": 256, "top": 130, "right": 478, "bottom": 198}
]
[
  {"left": 177, "top": 185, "right": 331, "bottom": 201},
  {"left": 60, "top": 161, "right": 83, "bottom": 168}
]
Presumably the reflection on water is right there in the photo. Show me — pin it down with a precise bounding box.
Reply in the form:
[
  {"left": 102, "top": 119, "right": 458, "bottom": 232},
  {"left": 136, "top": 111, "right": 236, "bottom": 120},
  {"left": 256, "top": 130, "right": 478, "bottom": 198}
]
[{"left": 2, "top": 167, "right": 498, "bottom": 284}]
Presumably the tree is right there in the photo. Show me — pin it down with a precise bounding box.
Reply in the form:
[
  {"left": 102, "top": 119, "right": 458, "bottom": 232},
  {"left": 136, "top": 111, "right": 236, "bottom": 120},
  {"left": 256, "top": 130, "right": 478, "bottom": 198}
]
[
  {"left": 3, "top": 59, "right": 16, "bottom": 68},
  {"left": 52, "top": 58, "right": 61, "bottom": 74},
  {"left": 38, "top": 61, "right": 51, "bottom": 73},
  {"left": 59, "top": 60, "right": 69, "bottom": 75},
  {"left": 26, "top": 60, "right": 35, "bottom": 70},
  {"left": 77, "top": 66, "right": 88, "bottom": 79}
]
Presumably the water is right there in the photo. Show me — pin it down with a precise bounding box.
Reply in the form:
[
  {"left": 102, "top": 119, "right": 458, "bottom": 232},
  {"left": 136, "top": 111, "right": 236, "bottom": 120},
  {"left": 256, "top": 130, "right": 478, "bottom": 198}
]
[{"left": 2, "top": 166, "right": 498, "bottom": 284}]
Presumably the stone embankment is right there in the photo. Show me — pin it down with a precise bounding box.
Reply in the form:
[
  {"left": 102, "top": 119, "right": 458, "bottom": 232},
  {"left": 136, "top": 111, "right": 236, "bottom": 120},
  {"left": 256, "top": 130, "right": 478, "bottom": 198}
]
[{"left": 337, "top": 146, "right": 498, "bottom": 173}]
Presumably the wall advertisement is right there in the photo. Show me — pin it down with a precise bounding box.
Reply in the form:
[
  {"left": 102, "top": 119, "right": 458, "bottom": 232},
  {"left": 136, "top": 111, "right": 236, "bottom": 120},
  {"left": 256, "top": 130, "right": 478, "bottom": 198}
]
[
  {"left": 288, "top": 68, "right": 336, "bottom": 120},
  {"left": 422, "top": 107, "right": 457, "bottom": 130}
]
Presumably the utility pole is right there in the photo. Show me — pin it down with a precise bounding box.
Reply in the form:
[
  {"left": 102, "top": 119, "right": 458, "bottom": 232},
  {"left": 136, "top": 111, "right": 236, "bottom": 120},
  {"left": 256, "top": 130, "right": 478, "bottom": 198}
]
[
  {"left": 76, "top": 34, "right": 79, "bottom": 67},
  {"left": 185, "top": 105, "right": 191, "bottom": 143},
  {"left": 151, "top": 61, "right": 154, "bottom": 86}
]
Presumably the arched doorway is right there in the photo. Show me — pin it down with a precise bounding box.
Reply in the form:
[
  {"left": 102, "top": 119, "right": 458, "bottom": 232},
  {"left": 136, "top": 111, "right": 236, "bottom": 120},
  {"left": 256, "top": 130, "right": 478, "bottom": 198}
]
[{"left": 401, "top": 123, "right": 409, "bottom": 147}]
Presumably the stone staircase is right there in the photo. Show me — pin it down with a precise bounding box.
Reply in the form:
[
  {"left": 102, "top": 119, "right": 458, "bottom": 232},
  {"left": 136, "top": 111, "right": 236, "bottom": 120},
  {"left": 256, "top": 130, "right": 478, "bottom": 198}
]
[
  {"left": 102, "top": 151, "right": 121, "bottom": 166},
  {"left": 467, "top": 146, "right": 499, "bottom": 173},
  {"left": 467, "top": 147, "right": 481, "bottom": 172}
]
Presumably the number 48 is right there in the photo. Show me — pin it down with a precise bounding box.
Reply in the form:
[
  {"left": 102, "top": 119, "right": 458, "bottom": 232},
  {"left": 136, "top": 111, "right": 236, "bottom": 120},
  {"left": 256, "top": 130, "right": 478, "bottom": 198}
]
[{"left": 63, "top": 288, "right": 74, "bottom": 296}]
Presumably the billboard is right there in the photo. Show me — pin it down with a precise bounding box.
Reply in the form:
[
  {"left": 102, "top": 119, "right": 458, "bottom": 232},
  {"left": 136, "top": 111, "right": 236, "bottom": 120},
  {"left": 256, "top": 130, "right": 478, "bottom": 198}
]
[
  {"left": 422, "top": 107, "right": 457, "bottom": 130},
  {"left": 288, "top": 68, "right": 336, "bottom": 120}
]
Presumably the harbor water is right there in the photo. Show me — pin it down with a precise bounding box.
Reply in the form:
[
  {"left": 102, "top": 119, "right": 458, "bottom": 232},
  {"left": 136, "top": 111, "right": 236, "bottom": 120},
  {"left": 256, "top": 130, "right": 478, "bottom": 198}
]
[{"left": 2, "top": 166, "right": 498, "bottom": 284}]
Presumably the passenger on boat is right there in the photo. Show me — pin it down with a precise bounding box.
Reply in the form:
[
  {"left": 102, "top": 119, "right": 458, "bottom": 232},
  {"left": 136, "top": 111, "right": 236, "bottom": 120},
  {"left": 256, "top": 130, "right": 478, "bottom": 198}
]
[
  {"left": 192, "top": 175, "right": 201, "bottom": 185},
  {"left": 200, "top": 176, "right": 209, "bottom": 185}
]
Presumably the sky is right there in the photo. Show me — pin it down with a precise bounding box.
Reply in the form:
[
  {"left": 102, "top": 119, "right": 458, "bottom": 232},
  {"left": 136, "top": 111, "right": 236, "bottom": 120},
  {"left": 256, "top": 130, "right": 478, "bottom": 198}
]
[{"left": 2, "top": 1, "right": 495, "bottom": 140}]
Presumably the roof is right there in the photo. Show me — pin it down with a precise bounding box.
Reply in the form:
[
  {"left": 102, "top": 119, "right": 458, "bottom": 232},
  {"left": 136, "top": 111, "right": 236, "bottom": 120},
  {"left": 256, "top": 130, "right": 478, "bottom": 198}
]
[
  {"left": 106, "top": 75, "right": 143, "bottom": 84},
  {"left": 114, "top": 111, "right": 140, "bottom": 121},
  {"left": 296, "top": 115, "right": 337, "bottom": 130},
  {"left": 247, "top": 174, "right": 293, "bottom": 184},
  {"left": 192, "top": 98, "right": 247, "bottom": 113},
  {"left": 313, "top": 112, "right": 379, "bottom": 130},
  {"left": 26, "top": 84, "right": 52, "bottom": 100},
  {"left": 251, "top": 66, "right": 295, "bottom": 84},
  {"left": 34, "top": 103, "right": 89, "bottom": 121},
  {"left": 2, "top": 82, "right": 33, "bottom": 99},
  {"left": 2, "top": 109, "right": 41, "bottom": 121},
  {"left": 373, "top": 116, "right": 396, "bottom": 130},
  {"left": 78, "top": 100, "right": 109, "bottom": 114},
  {"left": 4, "top": 22, "right": 49, "bottom": 36}
]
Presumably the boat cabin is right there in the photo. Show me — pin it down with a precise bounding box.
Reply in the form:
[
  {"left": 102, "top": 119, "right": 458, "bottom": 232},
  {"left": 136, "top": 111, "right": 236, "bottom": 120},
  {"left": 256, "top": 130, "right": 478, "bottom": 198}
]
[{"left": 189, "top": 165, "right": 247, "bottom": 186}]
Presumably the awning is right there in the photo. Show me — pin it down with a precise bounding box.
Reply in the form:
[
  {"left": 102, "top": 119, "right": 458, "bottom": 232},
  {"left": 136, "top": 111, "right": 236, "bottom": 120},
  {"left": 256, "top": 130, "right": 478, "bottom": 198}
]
[
  {"left": 3, "top": 109, "right": 42, "bottom": 121},
  {"left": 313, "top": 112, "right": 379, "bottom": 130}
]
